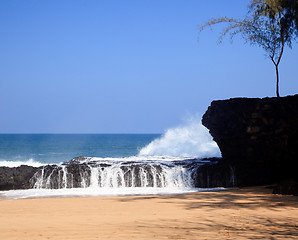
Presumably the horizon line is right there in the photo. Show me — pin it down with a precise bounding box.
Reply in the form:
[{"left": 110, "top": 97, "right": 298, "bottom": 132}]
[{"left": 0, "top": 133, "right": 162, "bottom": 135}]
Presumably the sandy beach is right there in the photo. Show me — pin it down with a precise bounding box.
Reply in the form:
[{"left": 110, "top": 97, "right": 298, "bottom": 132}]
[{"left": 0, "top": 186, "right": 297, "bottom": 240}]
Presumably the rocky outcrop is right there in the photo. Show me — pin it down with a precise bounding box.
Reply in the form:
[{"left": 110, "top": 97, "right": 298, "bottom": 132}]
[
  {"left": 0, "top": 165, "right": 38, "bottom": 190},
  {"left": 202, "top": 94, "right": 298, "bottom": 192},
  {"left": 272, "top": 180, "right": 298, "bottom": 196},
  {"left": 0, "top": 157, "right": 210, "bottom": 190},
  {"left": 194, "top": 160, "right": 236, "bottom": 188},
  {"left": 30, "top": 158, "right": 205, "bottom": 189}
]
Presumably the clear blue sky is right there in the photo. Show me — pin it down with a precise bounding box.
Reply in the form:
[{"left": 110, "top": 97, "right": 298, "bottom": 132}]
[{"left": 0, "top": 0, "right": 297, "bottom": 133}]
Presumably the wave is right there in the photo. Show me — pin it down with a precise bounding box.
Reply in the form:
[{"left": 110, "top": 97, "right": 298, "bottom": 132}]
[
  {"left": 0, "top": 159, "right": 45, "bottom": 168},
  {"left": 83, "top": 156, "right": 195, "bottom": 163},
  {"left": 138, "top": 117, "right": 221, "bottom": 158}
]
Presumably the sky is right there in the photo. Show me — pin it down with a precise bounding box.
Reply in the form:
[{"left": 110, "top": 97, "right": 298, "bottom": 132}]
[{"left": 0, "top": 0, "right": 297, "bottom": 133}]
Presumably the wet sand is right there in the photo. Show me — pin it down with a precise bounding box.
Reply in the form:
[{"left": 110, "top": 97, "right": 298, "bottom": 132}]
[{"left": 0, "top": 186, "right": 297, "bottom": 240}]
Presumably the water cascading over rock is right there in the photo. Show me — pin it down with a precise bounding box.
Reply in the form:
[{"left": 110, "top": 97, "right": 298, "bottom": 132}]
[{"left": 29, "top": 157, "right": 206, "bottom": 189}]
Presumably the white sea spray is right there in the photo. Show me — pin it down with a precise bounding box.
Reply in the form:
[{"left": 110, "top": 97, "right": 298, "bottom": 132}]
[
  {"left": 0, "top": 158, "right": 45, "bottom": 168},
  {"left": 138, "top": 117, "right": 221, "bottom": 158}
]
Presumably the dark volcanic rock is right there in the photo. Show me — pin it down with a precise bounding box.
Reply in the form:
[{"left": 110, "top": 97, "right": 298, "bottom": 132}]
[
  {"left": 272, "top": 180, "right": 298, "bottom": 196},
  {"left": 29, "top": 164, "right": 92, "bottom": 189},
  {"left": 202, "top": 94, "right": 298, "bottom": 191},
  {"left": 0, "top": 165, "right": 38, "bottom": 190},
  {"left": 62, "top": 156, "right": 89, "bottom": 165},
  {"left": 194, "top": 160, "right": 236, "bottom": 188}
]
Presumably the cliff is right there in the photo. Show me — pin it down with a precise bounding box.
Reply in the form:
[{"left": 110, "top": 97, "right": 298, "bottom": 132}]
[{"left": 201, "top": 94, "right": 298, "bottom": 194}]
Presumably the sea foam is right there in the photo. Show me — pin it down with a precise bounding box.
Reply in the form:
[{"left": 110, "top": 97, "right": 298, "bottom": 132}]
[
  {"left": 139, "top": 117, "right": 221, "bottom": 158},
  {"left": 0, "top": 118, "right": 224, "bottom": 200},
  {"left": 0, "top": 159, "right": 45, "bottom": 168},
  {"left": 0, "top": 187, "right": 226, "bottom": 200}
]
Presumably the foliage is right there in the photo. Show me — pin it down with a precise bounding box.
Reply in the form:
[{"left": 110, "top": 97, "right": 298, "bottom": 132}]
[
  {"left": 199, "top": 0, "right": 297, "bottom": 97},
  {"left": 264, "top": 0, "right": 298, "bottom": 31}
]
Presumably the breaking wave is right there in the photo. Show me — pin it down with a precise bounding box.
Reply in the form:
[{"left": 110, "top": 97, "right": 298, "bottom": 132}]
[
  {"left": 139, "top": 117, "right": 221, "bottom": 158},
  {"left": 0, "top": 117, "right": 224, "bottom": 200},
  {"left": 0, "top": 159, "right": 45, "bottom": 168}
]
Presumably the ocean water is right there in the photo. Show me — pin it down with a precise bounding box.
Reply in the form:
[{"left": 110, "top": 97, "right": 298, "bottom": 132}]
[
  {"left": 0, "top": 121, "right": 222, "bottom": 199},
  {"left": 0, "top": 134, "right": 160, "bottom": 166}
]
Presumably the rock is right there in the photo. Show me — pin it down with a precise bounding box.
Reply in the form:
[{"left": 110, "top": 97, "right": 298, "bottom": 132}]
[
  {"left": 29, "top": 164, "right": 92, "bottom": 189},
  {"left": 202, "top": 94, "right": 298, "bottom": 191},
  {"left": 194, "top": 160, "right": 236, "bottom": 188},
  {"left": 272, "top": 180, "right": 298, "bottom": 196},
  {"left": 62, "top": 156, "right": 89, "bottom": 165},
  {"left": 0, "top": 165, "right": 38, "bottom": 190},
  {"left": 29, "top": 160, "right": 203, "bottom": 189}
]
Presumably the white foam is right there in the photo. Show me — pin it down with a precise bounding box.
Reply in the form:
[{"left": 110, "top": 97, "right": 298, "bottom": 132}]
[
  {"left": 139, "top": 117, "right": 221, "bottom": 158},
  {"left": 0, "top": 187, "right": 226, "bottom": 200},
  {"left": 0, "top": 159, "right": 45, "bottom": 168},
  {"left": 87, "top": 156, "right": 191, "bottom": 163}
]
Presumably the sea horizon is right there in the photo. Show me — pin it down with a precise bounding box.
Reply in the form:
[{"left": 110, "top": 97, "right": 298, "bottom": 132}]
[{"left": 0, "top": 133, "right": 162, "bottom": 135}]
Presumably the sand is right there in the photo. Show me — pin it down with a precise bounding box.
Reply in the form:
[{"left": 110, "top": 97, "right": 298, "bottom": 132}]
[{"left": 0, "top": 186, "right": 297, "bottom": 240}]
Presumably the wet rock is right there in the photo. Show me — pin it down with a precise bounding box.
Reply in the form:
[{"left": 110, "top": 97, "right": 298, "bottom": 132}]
[
  {"left": 0, "top": 165, "right": 38, "bottom": 190},
  {"left": 27, "top": 157, "right": 205, "bottom": 189},
  {"left": 194, "top": 160, "right": 236, "bottom": 188},
  {"left": 30, "top": 164, "right": 91, "bottom": 189},
  {"left": 63, "top": 156, "right": 89, "bottom": 165}
]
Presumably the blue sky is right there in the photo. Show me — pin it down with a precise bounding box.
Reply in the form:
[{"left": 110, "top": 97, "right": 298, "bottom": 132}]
[{"left": 0, "top": 0, "right": 297, "bottom": 133}]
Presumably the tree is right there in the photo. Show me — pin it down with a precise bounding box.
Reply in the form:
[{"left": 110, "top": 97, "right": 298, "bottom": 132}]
[
  {"left": 270, "top": 0, "right": 298, "bottom": 31},
  {"left": 199, "top": 0, "right": 298, "bottom": 97}
]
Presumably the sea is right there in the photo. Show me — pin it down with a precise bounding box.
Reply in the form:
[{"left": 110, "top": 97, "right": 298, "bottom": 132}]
[
  {"left": 0, "top": 134, "right": 160, "bottom": 167},
  {"left": 0, "top": 121, "right": 222, "bottom": 199}
]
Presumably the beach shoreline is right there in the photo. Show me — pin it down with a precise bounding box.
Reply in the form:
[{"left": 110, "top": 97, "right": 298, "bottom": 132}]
[{"left": 0, "top": 186, "right": 297, "bottom": 240}]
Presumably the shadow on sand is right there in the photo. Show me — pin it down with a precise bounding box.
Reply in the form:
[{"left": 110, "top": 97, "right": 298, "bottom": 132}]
[{"left": 116, "top": 186, "right": 298, "bottom": 239}]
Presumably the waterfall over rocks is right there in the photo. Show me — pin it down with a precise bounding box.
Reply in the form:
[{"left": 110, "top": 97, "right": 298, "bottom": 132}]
[{"left": 30, "top": 157, "right": 208, "bottom": 190}]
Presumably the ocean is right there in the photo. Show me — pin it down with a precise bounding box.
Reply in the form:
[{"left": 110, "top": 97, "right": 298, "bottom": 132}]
[
  {"left": 0, "top": 122, "right": 222, "bottom": 199},
  {"left": 0, "top": 134, "right": 160, "bottom": 166}
]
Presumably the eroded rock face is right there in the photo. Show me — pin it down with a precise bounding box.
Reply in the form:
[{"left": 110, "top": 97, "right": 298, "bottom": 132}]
[
  {"left": 194, "top": 161, "right": 236, "bottom": 188},
  {"left": 0, "top": 158, "right": 208, "bottom": 190},
  {"left": 0, "top": 165, "right": 38, "bottom": 190},
  {"left": 202, "top": 95, "right": 298, "bottom": 188},
  {"left": 29, "top": 158, "right": 204, "bottom": 189}
]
